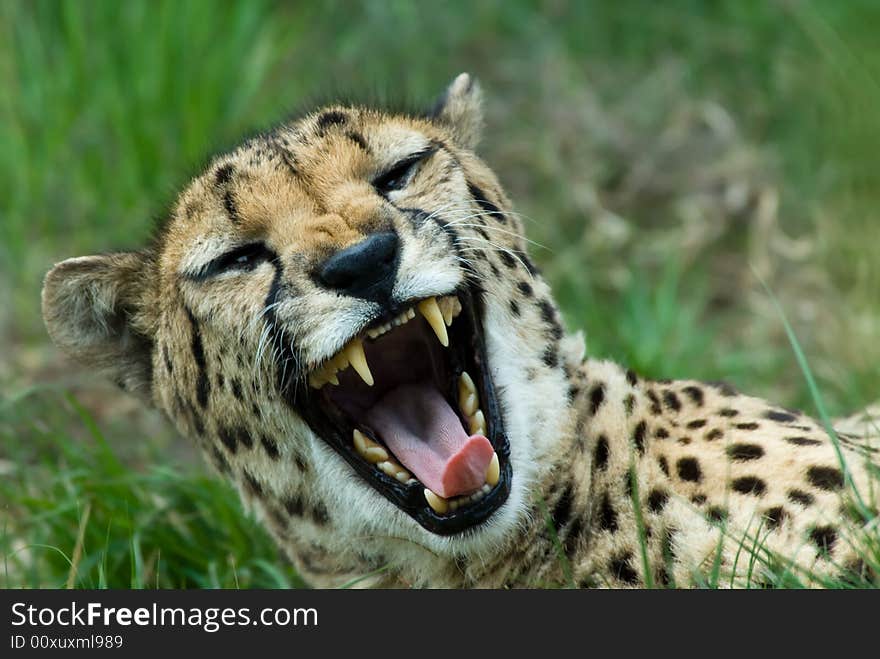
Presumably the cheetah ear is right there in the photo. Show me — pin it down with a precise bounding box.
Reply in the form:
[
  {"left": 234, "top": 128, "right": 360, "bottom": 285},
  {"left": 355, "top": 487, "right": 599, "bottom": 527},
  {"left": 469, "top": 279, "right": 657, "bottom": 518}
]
[
  {"left": 41, "top": 251, "right": 157, "bottom": 403},
  {"left": 428, "top": 72, "right": 484, "bottom": 150}
]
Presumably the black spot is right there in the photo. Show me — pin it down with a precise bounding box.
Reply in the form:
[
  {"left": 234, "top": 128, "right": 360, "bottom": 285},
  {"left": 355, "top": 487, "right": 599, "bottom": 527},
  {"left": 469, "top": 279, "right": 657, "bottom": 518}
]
[
  {"left": 623, "top": 393, "right": 636, "bottom": 416},
  {"left": 589, "top": 384, "right": 606, "bottom": 415},
  {"left": 192, "top": 413, "right": 205, "bottom": 437},
  {"left": 550, "top": 485, "right": 574, "bottom": 532},
  {"left": 678, "top": 437, "right": 692, "bottom": 445},
  {"left": 719, "top": 408, "right": 739, "bottom": 417},
  {"left": 655, "top": 427, "right": 669, "bottom": 439},
  {"left": 345, "top": 131, "right": 369, "bottom": 150},
  {"left": 658, "top": 455, "right": 670, "bottom": 476},
  {"left": 707, "top": 380, "right": 738, "bottom": 397},
  {"left": 785, "top": 436, "right": 821, "bottom": 447},
  {"left": 707, "top": 506, "right": 727, "bottom": 523},
  {"left": 210, "top": 447, "right": 230, "bottom": 475},
  {"left": 316, "top": 110, "right": 347, "bottom": 132},
  {"left": 284, "top": 494, "right": 304, "bottom": 516},
  {"left": 704, "top": 428, "right": 724, "bottom": 441},
  {"left": 807, "top": 466, "right": 844, "bottom": 491},
  {"left": 215, "top": 371, "right": 225, "bottom": 389},
  {"left": 731, "top": 476, "right": 767, "bottom": 496},
  {"left": 809, "top": 526, "right": 837, "bottom": 557},
  {"left": 542, "top": 346, "right": 558, "bottom": 368},
  {"left": 186, "top": 309, "right": 210, "bottom": 409},
  {"left": 598, "top": 493, "right": 618, "bottom": 531},
  {"left": 626, "top": 369, "right": 638, "bottom": 386},
  {"left": 243, "top": 470, "right": 264, "bottom": 497},
  {"left": 509, "top": 299, "right": 520, "bottom": 316},
  {"left": 231, "top": 378, "right": 243, "bottom": 401},
  {"left": 563, "top": 518, "right": 584, "bottom": 558},
  {"left": 517, "top": 281, "right": 533, "bottom": 297},
  {"left": 567, "top": 385, "right": 580, "bottom": 404},
  {"left": 726, "top": 443, "right": 765, "bottom": 461},
  {"left": 633, "top": 421, "right": 647, "bottom": 454},
  {"left": 765, "top": 410, "right": 798, "bottom": 423},
  {"left": 787, "top": 489, "right": 815, "bottom": 506},
  {"left": 537, "top": 299, "right": 556, "bottom": 326},
  {"left": 218, "top": 426, "right": 238, "bottom": 454},
  {"left": 311, "top": 502, "right": 330, "bottom": 525},
  {"left": 647, "top": 390, "right": 662, "bottom": 415},
  {"left": 662, "top": 390, "right": 681, "bottom": 412},
  {"left": 467, "top": 182, "right": 507, "bottom": 225},
  {"left": 251, "top": 402, "right": 260, "bottom": 417},
  {"left": 647, "top": 489, "right": 669, "bottom": 513},
  {"left": 214, "top": 163, "right": 234, "bottom": 185},
  {"left": 690, "top": 494, "right": 707, "bottom": 505},
  {"left": 593, "top": 435, "right": 609, "bottom": 471},
  {"left": 260, "top": 434, "right": 280, "bottom": 459},
  {"left": 682, "top": 386, "right": 705, "bottom": 406},
  {"left": 294, "top": 453, "right": 309, "bottom": 473},
  {"left": 686, "top": 419, "right": 707, "bottom": 429},
  {"left": 763, "top": 506, "right": 787, "bottom": 530},
  {"left": 676, "top": 457, "right": 702, "bottom": 483},
  {"left": 735, "top": 422, "right": 760, "bottom": 431},
  {"left": 609, "top": 552, "right": 639, "bottom": 585}
]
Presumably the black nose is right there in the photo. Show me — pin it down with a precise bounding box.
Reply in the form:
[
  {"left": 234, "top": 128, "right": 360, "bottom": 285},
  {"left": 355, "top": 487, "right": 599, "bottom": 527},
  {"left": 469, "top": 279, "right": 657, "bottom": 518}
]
[{"left": 316, "top": 232, "right": 400, "bottom": 302}]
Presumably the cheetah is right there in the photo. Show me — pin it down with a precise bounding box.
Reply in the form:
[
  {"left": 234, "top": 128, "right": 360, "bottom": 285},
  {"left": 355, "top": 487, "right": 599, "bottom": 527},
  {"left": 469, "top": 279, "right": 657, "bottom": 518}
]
[{"left": 41, "top": 74, "right": 879, "bottom": 588}]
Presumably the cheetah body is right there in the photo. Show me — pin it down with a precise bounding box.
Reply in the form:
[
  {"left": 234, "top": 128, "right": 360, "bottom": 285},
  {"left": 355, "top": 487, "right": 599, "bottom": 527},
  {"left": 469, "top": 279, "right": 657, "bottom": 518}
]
[{"left": 42, "top": 75, "right": 879, "bottom": 588}]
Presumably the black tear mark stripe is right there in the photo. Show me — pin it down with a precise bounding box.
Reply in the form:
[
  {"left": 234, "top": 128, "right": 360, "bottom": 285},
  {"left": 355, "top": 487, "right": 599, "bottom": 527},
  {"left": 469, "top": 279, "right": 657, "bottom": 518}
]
[
  {"left": 185, "top": 308, "right": 211, "bottom": 409},
  {"left": 467, "top": 181, "right": 508, "bottom": 225},
  {"left": 598, "top": 492, "right": 618, "bottom": 531},
  {"left": 594, "top": 435, "right": 609, "bottom": 471}
]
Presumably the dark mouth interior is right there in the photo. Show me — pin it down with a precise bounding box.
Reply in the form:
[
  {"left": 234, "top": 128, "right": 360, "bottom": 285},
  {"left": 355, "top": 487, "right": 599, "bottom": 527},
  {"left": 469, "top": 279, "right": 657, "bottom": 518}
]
[{"left": 292, "top": 289, "right": 511, "bottom": 535}]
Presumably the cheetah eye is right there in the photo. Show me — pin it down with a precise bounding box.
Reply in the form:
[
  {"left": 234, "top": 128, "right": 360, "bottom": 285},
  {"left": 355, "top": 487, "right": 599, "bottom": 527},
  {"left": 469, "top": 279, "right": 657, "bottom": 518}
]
[
  {"left": 193, "top": 242, "right": 273, "bottom": 280},
  {"left": 373, "top": 147, "right": 435, "bottom": 195}
]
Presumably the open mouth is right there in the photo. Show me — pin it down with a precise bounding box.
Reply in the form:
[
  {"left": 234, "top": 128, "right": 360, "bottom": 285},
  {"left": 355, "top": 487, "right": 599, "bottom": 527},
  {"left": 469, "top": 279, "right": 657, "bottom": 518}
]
[{"left": 291, "top": 289, "right": 511, "bottom": 535}]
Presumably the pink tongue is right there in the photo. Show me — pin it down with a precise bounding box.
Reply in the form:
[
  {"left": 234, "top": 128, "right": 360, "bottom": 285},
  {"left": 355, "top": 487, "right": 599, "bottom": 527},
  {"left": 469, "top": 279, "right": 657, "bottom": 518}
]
[{"left": 364, "top": 383, "right": 493, "bottom": 498}]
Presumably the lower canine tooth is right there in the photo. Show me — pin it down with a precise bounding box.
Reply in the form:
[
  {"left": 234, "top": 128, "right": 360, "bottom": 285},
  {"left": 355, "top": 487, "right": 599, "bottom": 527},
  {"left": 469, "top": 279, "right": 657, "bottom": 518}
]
[
  {"left": 486, "top": 452, "right": 500, "bottom": 486},
  {"left": 461, "top": 392, "right": 477, "bottom": 416},
  {"left": 418, "top": 297, "right": 449, "bottom": 347},
  {"left": 424, "top": 489, "right": 449, "bottom": 514}
]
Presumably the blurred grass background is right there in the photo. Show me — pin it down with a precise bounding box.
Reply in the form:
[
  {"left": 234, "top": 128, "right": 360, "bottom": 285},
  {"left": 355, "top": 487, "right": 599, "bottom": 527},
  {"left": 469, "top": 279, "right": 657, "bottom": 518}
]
[{"left": 1, "top": 0, "right": 878, "bottom": 588}]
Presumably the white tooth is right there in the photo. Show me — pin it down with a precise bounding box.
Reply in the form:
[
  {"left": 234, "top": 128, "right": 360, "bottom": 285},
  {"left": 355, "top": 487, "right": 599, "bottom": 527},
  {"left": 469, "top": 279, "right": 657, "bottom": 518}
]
[
  {"left": 308, "top": 375, "right": 322, "bottom": 389},
  {"left": 346, "top": 338, "right": 373, "bottom": 386},
  {"left": 382, "top": 323, "right": 391, "bottom": 334},
  {"left": 367, "top": 328, "right": 380, "bottom": 339},
  {"left": 327, "top": 372, "right": 339, "bottom": 386},
  {"left": 469, "top": 410, "right": 485, "bottom": 435},
  {"left": 461, "top": 392, "right": 477, "bottom": 417},
  {"left": 418, "top": 297, "right": 449, "bottom": 347},
  {"left": 406, "top": 478, "right": 419, "bottom": 485},
  {"left": 364, "top": 446, "right": 389, "bottom": 464},
  {"left": 424, "top": 489, "right": 448, "bottom": 514},
  {"left": 394, "top": 469, "right": 411, "bottom": 483},
  {"left": 406, "top": 308, "right": 415, "bottom": 319},
  {"left": 449, "top": 499, "right": 460, "bottom": 511},
  {"left": 459, "top": 371, "right": 476, "bottom": 398},
  {"left": 440, "top": 297, "right": 454, "bottom": 326},
  {"left": 481, "top": 484, "right": 491, "bottom": 494},
  {"left": 485, "top": 452, "right": 499, "bottom": 486},
  {"left": 353, "top": 429, "right": 369, "bottom": 454},
  {"left": 451, "top": 296, "right": 462, "bottom": 318},
  {"left": 333, "top": 352, "right": 350, "bottom": 371}
]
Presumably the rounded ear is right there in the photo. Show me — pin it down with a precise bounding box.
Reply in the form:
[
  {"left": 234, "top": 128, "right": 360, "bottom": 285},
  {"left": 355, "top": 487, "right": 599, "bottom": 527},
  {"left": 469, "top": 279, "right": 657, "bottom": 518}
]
[
  {"left": 41, "top": 251, "right": 157, "bottom": 402},
  {"left": 427, "top": 72, "right": 484, "bottom": 150}
]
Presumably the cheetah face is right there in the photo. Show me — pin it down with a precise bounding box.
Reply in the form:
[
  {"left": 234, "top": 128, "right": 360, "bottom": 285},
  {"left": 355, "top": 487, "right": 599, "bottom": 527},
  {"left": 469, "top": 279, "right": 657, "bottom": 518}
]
[{"left": 42, "top": 75, "right": 570, "bottom": 558}]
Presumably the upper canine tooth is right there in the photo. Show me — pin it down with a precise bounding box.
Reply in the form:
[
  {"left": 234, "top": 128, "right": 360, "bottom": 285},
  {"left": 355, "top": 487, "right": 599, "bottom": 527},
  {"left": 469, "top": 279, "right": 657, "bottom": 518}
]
[
  {"left": 486, "top": 452, "right": 500, "bottom": 486},
  {"left": 424, "top": 489, "right": 449, "bottom": 514},
  {"left": 418, "top": 297, "right": 449, "bottom": 347},
  {"left": 346, "top": 338, "right": 373, "bottom": 386}
]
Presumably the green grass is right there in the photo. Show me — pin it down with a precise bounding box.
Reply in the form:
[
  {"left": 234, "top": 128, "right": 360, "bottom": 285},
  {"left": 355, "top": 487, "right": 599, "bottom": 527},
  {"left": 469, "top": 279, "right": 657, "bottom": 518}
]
[{"left": 1, "top": 0, "right": 878, "bottom": 588}]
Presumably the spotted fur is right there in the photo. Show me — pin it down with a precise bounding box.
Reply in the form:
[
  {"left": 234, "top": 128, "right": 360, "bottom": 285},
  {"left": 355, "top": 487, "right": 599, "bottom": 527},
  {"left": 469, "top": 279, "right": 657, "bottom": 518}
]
[{"left": 41, "top": 74, "right": 879, "bottom": 588}]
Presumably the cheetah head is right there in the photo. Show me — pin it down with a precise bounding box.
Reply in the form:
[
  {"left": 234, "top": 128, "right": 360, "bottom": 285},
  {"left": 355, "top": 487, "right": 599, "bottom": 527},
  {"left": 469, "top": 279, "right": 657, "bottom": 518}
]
[{"left": 41, "top": 75, "right": 577, "bottom": 564}]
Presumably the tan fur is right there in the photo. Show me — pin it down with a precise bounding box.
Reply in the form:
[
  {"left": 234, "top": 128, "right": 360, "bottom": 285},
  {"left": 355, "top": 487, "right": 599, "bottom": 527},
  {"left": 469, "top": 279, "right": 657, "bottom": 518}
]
[{"left": 41, "top": 75, "right": 879, "bottom": 588}]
